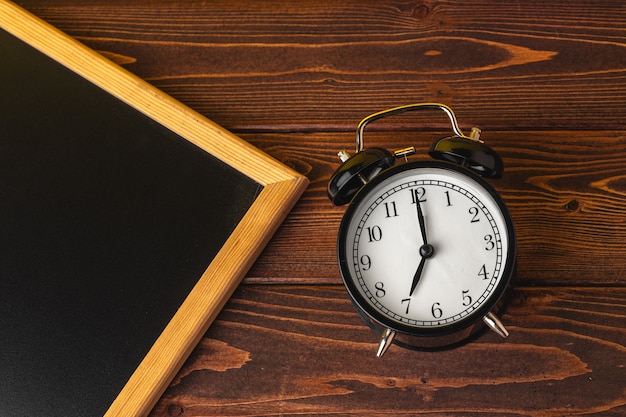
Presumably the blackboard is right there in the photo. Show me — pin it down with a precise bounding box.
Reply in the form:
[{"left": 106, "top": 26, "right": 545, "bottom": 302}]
[{"left": 0, "top": 2, "right": 308, "bottom": 416}]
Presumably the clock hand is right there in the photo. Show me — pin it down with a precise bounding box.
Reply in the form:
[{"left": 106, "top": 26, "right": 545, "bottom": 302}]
[
  {"left": 416, "top": 196, "right": 428, "bottom": 245},
  {"left": 409, "top": 243, "right": 435, "bottom": 296},
  {"left": 409, "top": 255, "right": 426, "bottom": 296},
  {"left": 410, "top": 198, "right": 435, "bottom": 296}
]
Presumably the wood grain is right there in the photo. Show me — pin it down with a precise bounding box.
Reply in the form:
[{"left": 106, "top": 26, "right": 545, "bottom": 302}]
[
  {"left": 150, "top": 285, "right": 626, "bottom": 417},
  {"left": 18, "top": 0, "right": 626, "bottom": 131}
]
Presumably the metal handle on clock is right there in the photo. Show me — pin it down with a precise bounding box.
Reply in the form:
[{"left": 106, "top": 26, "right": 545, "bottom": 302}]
[{"left": 355, "top": 103, "right": 482, "bottom": 153}]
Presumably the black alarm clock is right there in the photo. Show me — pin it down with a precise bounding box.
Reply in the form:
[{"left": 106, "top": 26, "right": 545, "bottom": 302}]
[{"left": 328, "top": 103, "right": 516, "bottom": 357}]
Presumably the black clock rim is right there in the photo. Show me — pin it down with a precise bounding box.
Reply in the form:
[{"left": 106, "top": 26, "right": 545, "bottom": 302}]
[{"left": 337, "top": 159, "right": 517, "bottom": 337}]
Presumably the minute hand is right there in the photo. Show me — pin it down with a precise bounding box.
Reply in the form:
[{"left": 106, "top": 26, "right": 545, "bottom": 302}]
[{"left": 416, "top": 197, "right": 428, "bottom": 245}]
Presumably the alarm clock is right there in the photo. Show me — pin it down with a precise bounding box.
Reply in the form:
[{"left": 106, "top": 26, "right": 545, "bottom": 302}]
[{"left": 328, "top": 103, "right": 516, "bottom": 357}]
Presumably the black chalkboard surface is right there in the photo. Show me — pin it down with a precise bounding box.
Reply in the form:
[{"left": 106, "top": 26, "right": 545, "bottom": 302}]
[{"left": 0, "top": 2, "right": 308, "bottom": 416}]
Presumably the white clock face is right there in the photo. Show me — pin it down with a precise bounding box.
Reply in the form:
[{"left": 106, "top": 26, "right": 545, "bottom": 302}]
[{"left": 339, "top": 162, "right": 513, "bottom": 333}]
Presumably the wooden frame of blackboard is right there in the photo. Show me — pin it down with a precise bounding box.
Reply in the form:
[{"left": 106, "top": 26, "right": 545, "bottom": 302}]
[{"left": 0, "top": 1, "right": 308, "bottom": 416}]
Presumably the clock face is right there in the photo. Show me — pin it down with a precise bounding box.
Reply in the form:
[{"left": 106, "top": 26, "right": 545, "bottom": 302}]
[{"left": 338, "top": 160, "right": 515, "bottom": 335}]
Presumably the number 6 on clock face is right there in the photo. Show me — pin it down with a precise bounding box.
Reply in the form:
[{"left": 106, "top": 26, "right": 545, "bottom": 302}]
[{"left": 337, "top": 160, "right": 515, "bottom": 342}]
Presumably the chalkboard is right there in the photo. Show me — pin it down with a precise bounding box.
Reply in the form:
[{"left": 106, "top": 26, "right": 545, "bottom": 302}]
[{"left": 0, "top": 2, "right": 308, "bottom": 416}]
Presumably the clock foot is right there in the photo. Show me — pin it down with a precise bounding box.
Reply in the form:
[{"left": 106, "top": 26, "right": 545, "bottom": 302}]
[
  {"left": 376, "top": 328, "right": 396, "bottom": 358},
  {"left": 483, "top": 311, "right": 509, "bottom": 338}
]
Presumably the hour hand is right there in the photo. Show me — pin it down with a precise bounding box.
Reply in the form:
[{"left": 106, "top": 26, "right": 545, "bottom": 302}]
[
  {"left": 409, "top": 243, "right": 434, "bottom": 296},
  {"left": 409, "top": 256, "right": 426, "bottom": 296}
]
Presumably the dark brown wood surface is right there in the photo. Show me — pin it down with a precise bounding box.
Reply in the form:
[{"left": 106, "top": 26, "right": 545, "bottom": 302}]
[{"left": 17, "top": 1, "right": 626, "bottom": 415}]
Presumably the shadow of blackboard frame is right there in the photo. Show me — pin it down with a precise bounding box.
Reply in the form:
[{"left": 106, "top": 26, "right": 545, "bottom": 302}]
[{"left": 0, "top": 1, "right": 308, "bottom": 416}]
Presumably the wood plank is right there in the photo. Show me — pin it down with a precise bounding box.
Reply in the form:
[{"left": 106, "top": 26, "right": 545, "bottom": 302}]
[
  {"left": 240, "top": 130, "right": 626, "bottom": 286},
  {"left": 150, "top": 284, "right": 626, "bottom": 416},
  {"left": 16, "top": 0, "right": 626, "bottom": 132}
]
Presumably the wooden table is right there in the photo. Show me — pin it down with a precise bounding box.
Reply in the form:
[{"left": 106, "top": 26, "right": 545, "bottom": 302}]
[{"left": 17, "top": 1, "right": 625, "bottom": 415}]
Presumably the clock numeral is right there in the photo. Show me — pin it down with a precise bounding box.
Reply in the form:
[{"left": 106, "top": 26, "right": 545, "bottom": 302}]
[
  {"left": 478, "top": 264, "right": 490, "bottom": 280},
  {"left": 366, "top": 225, "right": 382, "bottom": 242},
  {"left": 374, "top": 282, "right": 386, "bottom": 298},
  {"left": 484, "top": 234, "right": 495, "bottom": 251},
  {"left": 444, "top": 190, "right": 452, "bottom": 207},
  {"left": 384, "top": 201, "right": 398, "bottom": 218},
  {"left": 462, "top": 290, "right": 472, "bottom": 306},
  {"left": 410, "top": 187, "right": 426, "bottom": 204},
  {"left": 359, "top": 255, "right": 371, "bottom": 271},
  {"left": 468, "top": 206, "right": 480, "bottom": 223},
  {"left": 401, "top": 298, "right": 411, "bottom": 314},
  {"left": 431, "top": 302, "right": 443, "bottom": 319}
]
